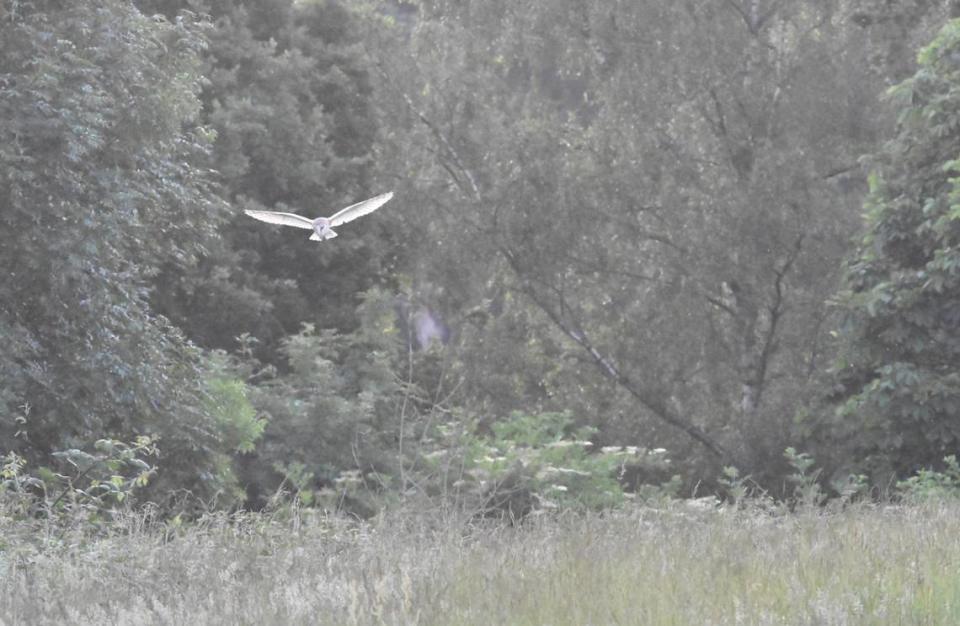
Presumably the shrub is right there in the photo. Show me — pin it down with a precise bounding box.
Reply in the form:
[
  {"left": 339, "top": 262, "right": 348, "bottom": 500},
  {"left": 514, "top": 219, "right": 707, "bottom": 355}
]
[{"left": 425, "top": 411, "right": 679, "bottom": 518}]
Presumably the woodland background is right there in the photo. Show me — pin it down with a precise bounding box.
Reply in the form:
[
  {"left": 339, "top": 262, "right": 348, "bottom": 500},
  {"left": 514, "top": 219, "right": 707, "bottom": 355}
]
[{"left": 3, "top": 0, "right": 960, "bottom": 519}]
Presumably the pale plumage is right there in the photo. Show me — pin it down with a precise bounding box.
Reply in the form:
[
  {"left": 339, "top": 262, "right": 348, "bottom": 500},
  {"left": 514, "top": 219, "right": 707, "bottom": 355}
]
[{"left": 244, "top": 192, "right": 394, "bottom": 241}]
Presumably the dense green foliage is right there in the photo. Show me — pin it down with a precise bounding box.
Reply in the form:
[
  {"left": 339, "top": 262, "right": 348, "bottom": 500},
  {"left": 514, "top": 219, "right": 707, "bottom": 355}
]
[
  {"left": 143, "top": 0, "right": 402, "bottom": 354},
  {"left": 0, "top": 0, "right": 249, "bottom": 504},
  {"left": 362, "top": 0, "right": 955, "bottom": 489},
  {"left": 2, "top": 0, "right": 960, "bottom": 516},
  {"left": 827, "top": 19, "right": 960, "bottom": 480}
]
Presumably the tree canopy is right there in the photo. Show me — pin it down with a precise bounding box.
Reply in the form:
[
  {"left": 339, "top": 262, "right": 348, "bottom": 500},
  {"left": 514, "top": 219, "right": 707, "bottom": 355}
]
[
  {"left": 2, "top": 0, "right": 959, "bottom": 515},
  {"left": 828, "top": 18, "right": 960, "bottom": 480},
  {"left": 361, "top": 0, "right": 949, "bottom": 484},
  {"left": 0, "top": 0, "right": 232, "bottom": 499}
]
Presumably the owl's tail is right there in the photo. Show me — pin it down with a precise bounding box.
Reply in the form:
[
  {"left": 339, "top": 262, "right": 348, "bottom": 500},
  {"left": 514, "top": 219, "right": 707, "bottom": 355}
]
[{"left": 309, "top": 230, "right": 338, "bottom": 241}]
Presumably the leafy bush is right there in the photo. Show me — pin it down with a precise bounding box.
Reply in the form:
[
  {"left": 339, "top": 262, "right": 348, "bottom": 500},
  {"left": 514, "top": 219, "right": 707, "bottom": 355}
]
[
  {"left": 828, "top": 18, "right": 960, "bottom": 480},
  {"left": 233, "top": 292, "right": 406, "bottom": 514},
  {"left": 205, "top": 379, "right": 265, "bottom": 455},
  {"left": 0, "top": 437, "right": 158, "bottom": 531},
  {"left": 198, "top": 375, "right": 266, "bottom": 507},
  {"left": 0, "top": 1, "right": 236, "bottom": 510},
  {"left": 896, "top": 455, "right": 960, "bottom": 501},
  {"left": 785, "top": 447, "right": 826, "bottom": 507},
  {"left": 718, "top": 466, "right": 753, "bottom": 506},
  {"left": 720, "top": 449, "right": 868, "bottom": 508},
  {"left": 425, "top": 411, "right": 679, "bottom": 517}
]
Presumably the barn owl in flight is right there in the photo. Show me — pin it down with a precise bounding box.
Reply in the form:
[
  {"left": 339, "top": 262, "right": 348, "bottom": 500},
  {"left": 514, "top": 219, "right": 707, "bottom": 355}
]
[{"left": 244, "top": 191, "right": 394, "bottom": 241}]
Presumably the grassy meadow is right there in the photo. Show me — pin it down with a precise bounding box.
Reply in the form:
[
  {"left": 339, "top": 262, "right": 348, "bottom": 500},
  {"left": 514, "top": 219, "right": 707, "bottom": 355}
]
[{"left": 1, "top": 500, "right": 959, "bottom": 625}]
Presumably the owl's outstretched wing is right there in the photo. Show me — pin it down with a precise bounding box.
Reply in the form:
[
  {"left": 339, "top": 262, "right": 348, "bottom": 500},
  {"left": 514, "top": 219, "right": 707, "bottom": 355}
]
[
  {"left": 327, "top": 192, "right": 394, "bottom": 227},
  {"left": 244, "top": 210, "right": 315, "bottom": 230}
]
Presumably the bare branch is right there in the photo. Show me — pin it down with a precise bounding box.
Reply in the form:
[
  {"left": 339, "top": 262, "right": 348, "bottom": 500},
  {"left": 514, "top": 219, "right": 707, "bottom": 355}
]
[
  {"left": 720, "top": 0, "right": 752, "bottom": 28},
  {"left": 708, "top": 87, "right": 729, "bottom": 138},
  {"left": 748, "top": 233, "right": 804, "bottom": 408},
  {"left": 821, "top": 164, "right": 859, "bottom": 180},
  {"left": 500, "top": 247, "right": 738, "bottom": 463},
  {"left": 755, "top": 0, "right": 786, "bottom": 31},
  {"left": 375, "top": 48, "right": 739, "bottom": 466},
  {"left": 401, "top": 91, "right": 482, "bottom": 202},
  {"left": 372, "top": 61, "right": 482, "bottom": 202}
]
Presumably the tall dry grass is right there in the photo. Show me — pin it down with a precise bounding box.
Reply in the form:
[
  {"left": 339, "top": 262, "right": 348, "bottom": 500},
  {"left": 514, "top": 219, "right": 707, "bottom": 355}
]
[{"left": 1, "top": 500, "right": 958, "bottom": 625}]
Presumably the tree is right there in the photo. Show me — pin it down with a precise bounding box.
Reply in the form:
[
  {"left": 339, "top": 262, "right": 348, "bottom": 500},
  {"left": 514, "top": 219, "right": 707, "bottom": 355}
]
[
  {"left": 827, "top": 18, "right": 960, "bottom": 480},
  {"left": 228, "top": 289, "right": 410, "bottom": 513},
  {"left": 0, "top": 0, "right": 241, "bottom": 501},
  {"left": 361, "top": 0, "right": 934, "bottom": 485},
  {"left": 142, "top": 0, "right": 406, "bottom": 360}
]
